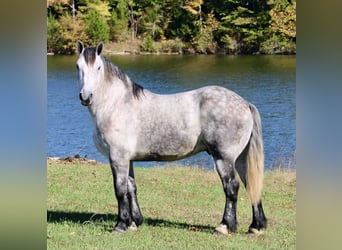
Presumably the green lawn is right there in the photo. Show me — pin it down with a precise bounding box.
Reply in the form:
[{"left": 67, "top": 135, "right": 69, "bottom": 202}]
[{"left": 47, "top": 160, "right": 296, "bottom": 249}]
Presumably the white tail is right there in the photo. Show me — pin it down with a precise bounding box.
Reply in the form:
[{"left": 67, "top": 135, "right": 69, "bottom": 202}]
[{"left": 246, "top": 104, "right": 264, "bottom": 205}]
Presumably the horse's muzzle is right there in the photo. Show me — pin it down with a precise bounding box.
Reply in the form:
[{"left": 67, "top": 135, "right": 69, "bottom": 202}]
[{"left": 79, "top": 93, "right": 91, "bottom": 106}]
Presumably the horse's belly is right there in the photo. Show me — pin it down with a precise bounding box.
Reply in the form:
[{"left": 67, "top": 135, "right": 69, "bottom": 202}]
[{"left": 134, "top": 130, "right": 204, "bottom": 161}]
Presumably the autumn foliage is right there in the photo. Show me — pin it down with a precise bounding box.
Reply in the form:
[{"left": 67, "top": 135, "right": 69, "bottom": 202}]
[{"left": 47, "top": 0, "right": 296, "bottom": 55}]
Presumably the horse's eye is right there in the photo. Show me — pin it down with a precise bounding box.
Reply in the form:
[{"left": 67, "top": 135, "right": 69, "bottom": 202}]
[
  {"left": 97, "top": 66, "right": 101, "bottom": 70},
  {"left": 76, "top": 64, "right": 79, "bottom": 70}
]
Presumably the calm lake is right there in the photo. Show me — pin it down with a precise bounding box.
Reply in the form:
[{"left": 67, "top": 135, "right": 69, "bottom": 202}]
[{"left": 48, "top": 55, "right": 295, "bottom": 170}]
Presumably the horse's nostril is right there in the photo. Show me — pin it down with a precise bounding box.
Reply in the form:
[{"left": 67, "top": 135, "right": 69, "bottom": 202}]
[{"left": 79, "top": 93, "right": 83, "bottom": 101}]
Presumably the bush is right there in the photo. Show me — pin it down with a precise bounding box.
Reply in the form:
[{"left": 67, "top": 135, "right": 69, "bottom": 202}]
[
  {"left": 260, "top": 34, "right": 296, "bottom": 54},
  {"left": 47, "top": 13, "right": 60, "bottom": 54},
  {"left": 140, "top": 36, "right": 158, "bottom": 53},
  {"left": 48, "top": 14, "right": 88, "bottom": 54},
  {"left": 192, "top": 12, "right": 219, "bottom": 54},
  {"left": 85, "top": 10, "right": 110, "bottom": 44},
  {"left": 220, "top": 34, "right": 240, "bottom": 54},
  {"left": 160, "top": 38, "right": 185, "bottom": 53},
  {"left": 192, "top": 33, "right": 218, "bottom": 54}
]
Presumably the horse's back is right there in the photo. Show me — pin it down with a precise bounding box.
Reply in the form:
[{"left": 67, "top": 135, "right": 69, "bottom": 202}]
[{"left": 132, "top": 85, "right": 253, "bottom": 161}]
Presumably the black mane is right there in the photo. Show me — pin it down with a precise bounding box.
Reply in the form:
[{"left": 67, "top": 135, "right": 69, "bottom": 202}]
[
  {"left": 100, "top": 55, "right": 145, "bottom": 99},
  {"left": 132, "top": 82, "right": 145, "bottom": 99}
]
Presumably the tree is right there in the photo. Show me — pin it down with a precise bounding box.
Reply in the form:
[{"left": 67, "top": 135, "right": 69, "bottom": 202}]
[
  {"left": 217, "top": 1, "right": 269, "bottom": 54},
  {"left": 269, "top": 0, "right": 296, "bottom": 38},
  {"left": 140, "top": 4, "right": 164, "bottom": 40},
  {"left": 85, "top": 10, "right": 110, "bottom": 43},
  {"left": 110, "top": 0, "right": 130, "bottom": 41},
  {"left": 192, "top": 11, "right": 219, "bottom": 53},
  {"left": 49, "top": 13, "right": 87, "bottom": 54},
  {"left": 46, "top": 0, "right": 296, "bottom": 54},
  {"left": 181, "top": 0, "right": 203, "bottom": 30},
  {"left": 260, "top": 0, "right": 296, "bottom": 54},
  {"left": 127, "top": 1, "right": 141, "bottom": 41},
  {"left": 47, "top": 0, "right": 71, "bottom": 17},
  {"left": 47, "top": 13, "right": 61, "bottom": 53},
  {"left": 77, "top": 0, "right": 111, "bottom": 43}
]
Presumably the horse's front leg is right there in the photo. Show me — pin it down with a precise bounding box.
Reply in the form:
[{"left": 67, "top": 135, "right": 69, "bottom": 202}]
[
  {"left": 109, "top": 157, "right": 133, "bottom": 233},
  {"left": 128, "top": 161, "right": 144, "bottom": 228}
]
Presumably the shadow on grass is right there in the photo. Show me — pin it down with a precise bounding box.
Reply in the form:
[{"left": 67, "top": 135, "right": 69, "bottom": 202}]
[{"left": 47, "top": 210, "right": 214, "bottom": 233}]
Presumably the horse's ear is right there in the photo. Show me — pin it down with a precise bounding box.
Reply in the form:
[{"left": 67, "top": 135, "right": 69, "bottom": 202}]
[
  {"left": 76, "top": 40, "right": 84, "bottom": 54},
  {"left": 96, "top": 42, "right": 103, "bottom": 56}
]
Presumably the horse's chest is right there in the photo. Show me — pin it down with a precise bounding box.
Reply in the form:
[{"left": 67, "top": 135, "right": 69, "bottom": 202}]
[{"left": 92, "top": 125, "right": 110, "bottom": 157}]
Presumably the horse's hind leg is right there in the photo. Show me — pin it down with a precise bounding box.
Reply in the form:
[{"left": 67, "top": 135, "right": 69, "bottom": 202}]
[
  {"left": 127, "top": 162, "right": 143, "bottom": 228},
  {"left": 213, "top": 156, "right": 240, "bottom": 235},
  {"left": 235, "top": 149, "right": 267, "bottom": 233},
  {"left": 249, "top": 201, "right": 267, "bottom": 234}
]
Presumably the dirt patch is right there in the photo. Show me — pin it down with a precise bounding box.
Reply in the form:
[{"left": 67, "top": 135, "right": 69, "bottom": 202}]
[{"left": 48, "top": 154, "right": 99, "bottom": 165}]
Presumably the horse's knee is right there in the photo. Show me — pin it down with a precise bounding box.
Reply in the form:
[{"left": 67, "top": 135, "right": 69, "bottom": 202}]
[
  {"left": 224, "top": 178, "right": 240, "bottom": 201},
  {"left": 114, "top": 175, "right": 129, "bottom": 198},
  {"left": 115, "top": 186, "right": 127, "bottom": 200}
]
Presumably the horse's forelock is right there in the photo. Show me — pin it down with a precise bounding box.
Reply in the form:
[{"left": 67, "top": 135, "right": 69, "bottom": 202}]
[{"left": 83, "top": 47, "right": 96, "bottom": 65}]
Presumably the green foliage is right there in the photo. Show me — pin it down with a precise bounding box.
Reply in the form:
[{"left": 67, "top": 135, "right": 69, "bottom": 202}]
[
  {"left": 218, "top": 5, "right": 266, "bottom": 54},
  {"left": 85, "top": 10, "right": 110, "bottom": 43},
  {"left": 140, "top": 35, "right": 158, "bottom": 53},
  {"left": 86, "top": 0, "right": 111, "bottom": 18},
  {"left": 140, "top": 5, "right": 164, "bottom": 40},
  {"left": 192, "top": 12, "right": 219, "bottom": 54},
  {"left": 260, "top": 34, "right": 296, "bottom": 54},
  {"left": 160, "top": 38, "right": 185, "bottom": 53},
  {"left": 260, "top": 0, "right": 296, "bottom": 54},
  {"left": 47, "top": 13, "right": 60, "bottom": 53},
  {"left": 48, "top": 13, "right": 87, "bottom": 54},
  {"left": 46, "top": 0, "right": 296, "bottom": 54},
  {"left": 110, "top": 0, "right": 130, "bottom": 42},
  {"left": 268, "top": 0, "right": 296, "bottom": 38}
]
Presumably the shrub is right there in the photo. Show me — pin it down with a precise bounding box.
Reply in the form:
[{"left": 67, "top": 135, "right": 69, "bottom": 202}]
[
  {"left": 85, "top": 10, "right": 110, "bottom": 44},
  {"left": 140, "top": 35, "right": 158, "bottom": 53},
  {"left": 48, "top": 14, "right": 88, "bottom": 54},
  {"left": 260, "top": 34, "right": 296, "bottom": 54},
  {"left": 192, "top": 12, "right": 219, "bottom": 54},
  {"left": 47, "top": 13, "right": 61, "bottom": 54},
  {"left": 160, "top": 38, "right": 185, "bottom": 53}
]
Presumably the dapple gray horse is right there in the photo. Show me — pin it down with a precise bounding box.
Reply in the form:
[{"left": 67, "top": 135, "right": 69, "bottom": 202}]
[{"left": 76, "top": 41, "right": 267, "bottom": 235}]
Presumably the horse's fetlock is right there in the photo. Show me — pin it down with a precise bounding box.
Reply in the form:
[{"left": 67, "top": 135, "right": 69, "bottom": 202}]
[{"left": 132, "top": 213, "right": 143, "bottom": 226}]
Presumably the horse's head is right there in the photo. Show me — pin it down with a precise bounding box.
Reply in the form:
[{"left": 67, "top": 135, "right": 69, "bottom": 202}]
[{"left": 76, "top": 41, "right": 105, "bottom": 106}]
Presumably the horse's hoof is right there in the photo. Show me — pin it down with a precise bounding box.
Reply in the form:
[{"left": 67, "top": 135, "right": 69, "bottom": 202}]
[
  {"left": 214, "top": 224, "right": 229, "bottom": 236},
  {"left": 113, "top": 222, "right": 138, "bottom": 234},
  {"left": 128, "top": 222, "right": 138, "bottom": 231},
  {"left": 248, "top": 227, "right": 264, "bottom": 235},
  {"left": 112, "top": 227, "right": 126, "bottom": 234}
]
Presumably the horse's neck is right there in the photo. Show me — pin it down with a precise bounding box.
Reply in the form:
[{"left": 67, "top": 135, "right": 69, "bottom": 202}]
[{"left": 89, "top": 79, "right": 127, "bottom": 120}]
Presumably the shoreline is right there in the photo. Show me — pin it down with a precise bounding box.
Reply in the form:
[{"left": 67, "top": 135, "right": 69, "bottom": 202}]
[
  {"left": 47, "top": 156, "right": 296, "bottom": 172},
  {"left": 47, "top": 41, "right": 296, "bottom": 56}
]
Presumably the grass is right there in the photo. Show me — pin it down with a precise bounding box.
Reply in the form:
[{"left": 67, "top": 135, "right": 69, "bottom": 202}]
[{"left": 47, "top": 159, "right": 296, "bottom": 249}]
